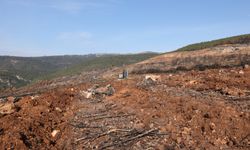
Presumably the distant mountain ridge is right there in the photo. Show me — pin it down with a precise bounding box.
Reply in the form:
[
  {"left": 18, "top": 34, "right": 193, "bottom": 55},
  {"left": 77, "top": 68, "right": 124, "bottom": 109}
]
[
  {"left": 0, "top": 55, "right": 96, "bottom": 89},
  {"left": 0, "top": 53, "right": 158, "bottom": 89}
]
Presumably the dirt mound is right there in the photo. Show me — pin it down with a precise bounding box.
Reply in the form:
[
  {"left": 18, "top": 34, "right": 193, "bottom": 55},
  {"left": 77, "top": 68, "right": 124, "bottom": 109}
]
[{"left": 0, "top": 88, "right": 76, "bottom": 149}]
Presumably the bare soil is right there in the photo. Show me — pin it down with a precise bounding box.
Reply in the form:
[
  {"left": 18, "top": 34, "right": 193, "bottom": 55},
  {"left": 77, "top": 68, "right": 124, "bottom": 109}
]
[{"left": 0, "top": 66, "right": 249, "bottom": 149}]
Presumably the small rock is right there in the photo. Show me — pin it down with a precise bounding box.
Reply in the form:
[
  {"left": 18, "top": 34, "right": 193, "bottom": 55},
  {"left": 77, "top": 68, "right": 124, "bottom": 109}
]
[
  {"left": 92, "top": 145, "right": 99, "bottom": 149},
  {"left": 134, "top": 123, "right": 145, "bottom": 132},
  {"left": 149, "top": 123, "right": 154, "bottom": 128},
  {"left": 31, "top": 95, "right": 39, "bottom": 100},
  {"left": 7, "top": 97, "right": 15, "bottom": 102},
  {"left": 244, "top": 64, "right": 249, "bottom": 69},
  {"left": 176, "top": 137, "right": 182, "bottom": 143},
  {"left": 0, "top": 102, "right": 16, "bottom": 116},
  {"left": 80, "top": 91, "right": 93, "bottom": 99},
  {"left": 189, "top": 80, "right": 198, "bottom": 85},
  {"left": 121, "top": 101, "right": 126, "bottom": 105},
  {"left": 182, "top": 127, "right": 191, "bottom": 135},
  {"left": 55, "top": 107, "right": 62, "bottom": 112},
  {"left": 209, "top": 122, "right": 216, "bottom": 131},
  {"left": 145, "top": 74, "right": 161, "bottom": 82},
  {"left": 51, "top": 129, "right": 60, "bottom": 137},
  {"left": 239, "top": 70, "right": 244, "bottom": 74}
]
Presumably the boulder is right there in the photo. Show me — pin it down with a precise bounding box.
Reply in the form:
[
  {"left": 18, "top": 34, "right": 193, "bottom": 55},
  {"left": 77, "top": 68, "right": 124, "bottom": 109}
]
[
  {"left": 145, "top": 74, "right": 161, "bottom": 82},
  {"left": 81, "top": 84, "right": 115, "bottom": 98},
  {"left": 94, "top": 84, "right": 115, "bottom": 96},
  {"left": 80, "top": 91, "right": 93, "bottom": 99}
]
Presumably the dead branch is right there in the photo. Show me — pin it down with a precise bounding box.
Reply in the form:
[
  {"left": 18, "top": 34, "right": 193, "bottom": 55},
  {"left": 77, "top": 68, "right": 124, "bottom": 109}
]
[
  {"left": 89, "top": 114, "right": 133, "bottom": 121},
  {"left": 239, "top": 134, "right": 250, "bottom": 144},
  {"left": 81, "top": 113, "right": 108, "bottom": 118},
  {"left": 75, "top": 128, "right": 133, "bottom": 143},
  {"left": 69, "top": 122, "right": 103, "bottom": 129},
  {"left": 100, "top": 128, "right": 159, "bottom": 149},
  {"left": 226, "top": 96, "right": 250, "bottom": 101}
]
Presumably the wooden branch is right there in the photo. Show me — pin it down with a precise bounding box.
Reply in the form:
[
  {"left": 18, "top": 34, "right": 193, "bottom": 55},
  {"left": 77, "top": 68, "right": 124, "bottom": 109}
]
[
  {"left": 100, "top": 129, "right": 159, "bottom": 149},
  {"left": 239, "top": 134, "right": 250, "bottom": 144},
  {"left": 81, "top": 113, "right": 108, "bottom": 118},
  {"left": 226, "top": 96, "right": 250, "bottom": 101},
  {"left": 89, "top": 114, "right": 133, "bottom": 121},
  {"left": 75, "top": 128, "right": 133, "bottom": 143},
  {"left": 69, "top": 122, "right": 102, "bottom": 129}
]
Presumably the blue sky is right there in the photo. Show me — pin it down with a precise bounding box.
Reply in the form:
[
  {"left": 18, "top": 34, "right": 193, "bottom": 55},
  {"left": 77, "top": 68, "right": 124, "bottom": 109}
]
[{"left": 0, "top": 0, "right": 250, "bottom": 56}]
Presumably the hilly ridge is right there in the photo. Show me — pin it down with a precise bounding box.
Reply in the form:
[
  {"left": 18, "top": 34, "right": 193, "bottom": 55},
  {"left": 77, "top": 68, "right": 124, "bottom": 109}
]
[
  {"left": 128, "top": 39, "right": 250, "bottom": 75},
  {"left": 0, "top": 55, "right": 97, "bottom": 89},
  {"left": 0, "top": 53, "right": 158, "bottom": 89},
  {"left": 176, "top": 34, "right": 250, "bottom": 52}
]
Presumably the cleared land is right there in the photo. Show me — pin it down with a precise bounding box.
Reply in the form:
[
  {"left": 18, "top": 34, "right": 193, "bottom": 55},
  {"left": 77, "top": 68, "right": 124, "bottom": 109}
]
[{"left": 0, "top": 35, "right": 250, "bottom": 149}]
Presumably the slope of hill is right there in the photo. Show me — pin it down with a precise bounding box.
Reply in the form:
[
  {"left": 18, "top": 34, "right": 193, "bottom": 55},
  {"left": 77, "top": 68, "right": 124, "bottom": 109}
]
[
  {"left": 176, "top": 34, "right": 250, "bottom": 52},
  {"left": 0, "top": 55, "right": 97, "bottom": 88},
  {"left": 129, "top": 44, "right": 250, "bottom": 74}
]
